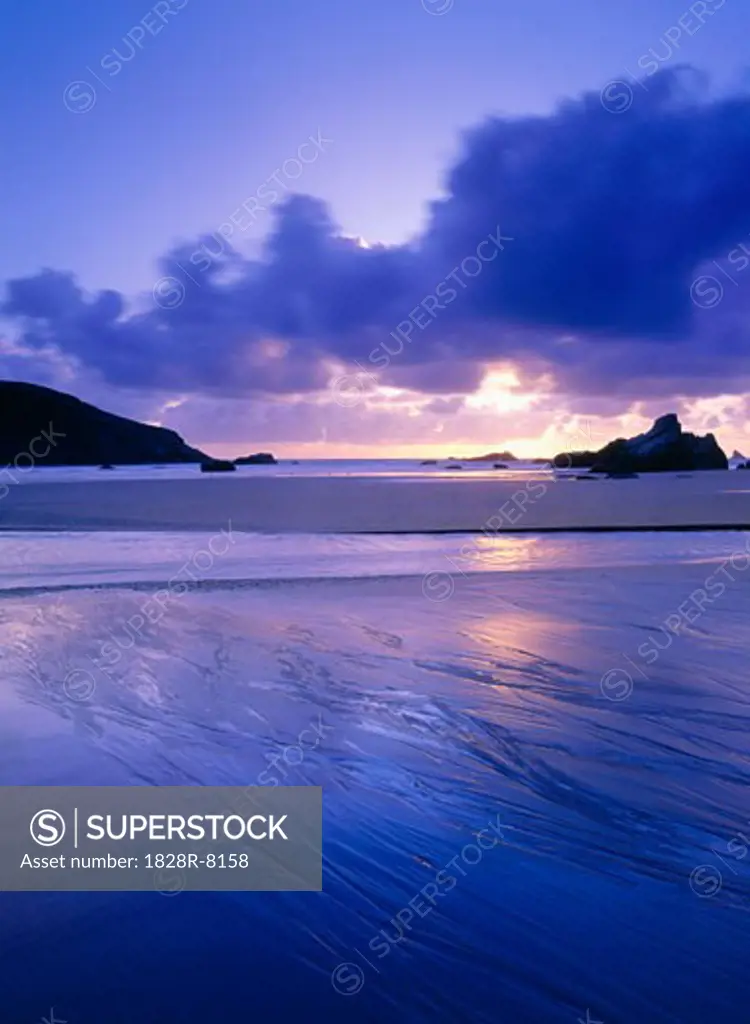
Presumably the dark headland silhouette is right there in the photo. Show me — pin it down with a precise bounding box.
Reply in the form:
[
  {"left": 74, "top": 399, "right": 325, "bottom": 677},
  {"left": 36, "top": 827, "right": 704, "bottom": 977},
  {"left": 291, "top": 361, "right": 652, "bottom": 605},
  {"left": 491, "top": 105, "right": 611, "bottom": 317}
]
[
  {"left": 0, "top": 381, "right": 208, "bottom": 466},
  {"left": 0, "top": 382, "right": 732, "bottom": 472}
]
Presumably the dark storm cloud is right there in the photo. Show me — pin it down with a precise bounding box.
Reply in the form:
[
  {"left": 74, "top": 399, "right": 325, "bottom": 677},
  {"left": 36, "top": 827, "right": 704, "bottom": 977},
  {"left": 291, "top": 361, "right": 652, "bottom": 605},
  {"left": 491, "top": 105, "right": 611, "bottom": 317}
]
[
  {"left": 426, "top": 66, "right": 750, "bottom": 338},
  {"left": 5, "top": 68, "right": 750, "bottom": 400}
]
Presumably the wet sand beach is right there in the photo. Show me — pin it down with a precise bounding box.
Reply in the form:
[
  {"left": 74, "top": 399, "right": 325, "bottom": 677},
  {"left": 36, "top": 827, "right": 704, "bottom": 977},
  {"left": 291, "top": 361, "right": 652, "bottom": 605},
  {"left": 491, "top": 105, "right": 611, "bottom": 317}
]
[{"left": 1, "top": 549, "right": 749, "bottom": 1021}]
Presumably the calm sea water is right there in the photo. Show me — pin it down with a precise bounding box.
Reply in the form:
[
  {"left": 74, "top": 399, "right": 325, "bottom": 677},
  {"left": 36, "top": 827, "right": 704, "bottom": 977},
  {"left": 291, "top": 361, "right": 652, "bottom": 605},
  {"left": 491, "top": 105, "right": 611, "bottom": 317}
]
[
  {"left": 1, "top": 525, "right": 749, "bottom": 1022},
  {"left": 4, "top": 458, "right": 551, "bottom": 482},
  {"left": 11, "top": 454, "right": 748, "bottom": 485}
]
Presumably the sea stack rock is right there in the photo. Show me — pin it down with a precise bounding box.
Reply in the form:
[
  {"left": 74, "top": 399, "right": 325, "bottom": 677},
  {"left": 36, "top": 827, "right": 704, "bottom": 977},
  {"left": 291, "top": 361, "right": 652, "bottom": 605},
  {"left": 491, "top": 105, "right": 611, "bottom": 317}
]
[
  {"left": 556, "top": 414, "right": 728, "bottom": 473},
  {"left": 592, "top": 414, "right": 727, "bottom": 473}
]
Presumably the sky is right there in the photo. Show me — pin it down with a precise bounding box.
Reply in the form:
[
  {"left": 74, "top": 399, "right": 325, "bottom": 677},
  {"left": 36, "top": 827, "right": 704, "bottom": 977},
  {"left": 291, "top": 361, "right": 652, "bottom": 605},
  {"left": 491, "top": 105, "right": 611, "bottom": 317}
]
[{"left": 2, "top": 0, "right": 750, "bottom": 458}]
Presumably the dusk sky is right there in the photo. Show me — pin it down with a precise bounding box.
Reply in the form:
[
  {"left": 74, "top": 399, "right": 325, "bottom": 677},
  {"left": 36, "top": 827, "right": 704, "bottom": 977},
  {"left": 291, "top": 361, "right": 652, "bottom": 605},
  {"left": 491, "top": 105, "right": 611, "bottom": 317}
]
[{"left": 3, "top": 0, "right": 750, "bottom": 457}]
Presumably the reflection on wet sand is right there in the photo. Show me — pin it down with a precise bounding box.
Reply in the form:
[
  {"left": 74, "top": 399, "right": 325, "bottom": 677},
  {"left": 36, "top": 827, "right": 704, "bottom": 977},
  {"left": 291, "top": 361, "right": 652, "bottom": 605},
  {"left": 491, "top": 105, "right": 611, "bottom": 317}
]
[{"left": 0, "top": 550, "right": 749, "bottom": 1019}]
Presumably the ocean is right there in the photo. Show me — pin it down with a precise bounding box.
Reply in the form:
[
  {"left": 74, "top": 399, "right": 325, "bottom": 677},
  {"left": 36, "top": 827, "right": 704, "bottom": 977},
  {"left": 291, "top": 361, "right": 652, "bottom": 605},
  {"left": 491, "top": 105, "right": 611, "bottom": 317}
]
[
  {"left": 7, "top": 454, "right": 745, "bottom": 485},
  {"left": 1, "top": 478, "right": 749, "bottom": 1021}
]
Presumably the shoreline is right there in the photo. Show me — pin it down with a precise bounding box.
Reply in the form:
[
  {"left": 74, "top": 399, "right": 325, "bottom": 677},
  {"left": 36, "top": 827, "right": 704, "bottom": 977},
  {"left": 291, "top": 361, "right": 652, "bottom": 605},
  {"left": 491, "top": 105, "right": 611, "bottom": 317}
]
[{"left": 3, "top": 523, "right": 750, "bottom": 535}]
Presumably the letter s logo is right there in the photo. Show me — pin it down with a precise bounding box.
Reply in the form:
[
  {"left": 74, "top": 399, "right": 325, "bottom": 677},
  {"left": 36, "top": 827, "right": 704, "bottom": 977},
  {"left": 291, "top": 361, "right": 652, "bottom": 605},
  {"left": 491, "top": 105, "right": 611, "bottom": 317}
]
[{"left": 30, "top": 809, "right": 66, "bottom": 847}]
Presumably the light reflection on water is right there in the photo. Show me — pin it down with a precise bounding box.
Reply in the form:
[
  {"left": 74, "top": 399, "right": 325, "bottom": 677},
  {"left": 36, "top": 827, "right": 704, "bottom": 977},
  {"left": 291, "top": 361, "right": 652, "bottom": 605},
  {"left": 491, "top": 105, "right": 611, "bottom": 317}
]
[{"left": 0, "top": 529, "right": 747, "bottom": 592}]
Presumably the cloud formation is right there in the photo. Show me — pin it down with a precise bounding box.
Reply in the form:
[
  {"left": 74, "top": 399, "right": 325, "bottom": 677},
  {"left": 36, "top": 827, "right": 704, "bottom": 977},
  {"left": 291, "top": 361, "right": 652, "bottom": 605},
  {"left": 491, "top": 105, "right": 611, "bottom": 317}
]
[{"left": 5, "top": 67, "right": 750, "bottom": 406}]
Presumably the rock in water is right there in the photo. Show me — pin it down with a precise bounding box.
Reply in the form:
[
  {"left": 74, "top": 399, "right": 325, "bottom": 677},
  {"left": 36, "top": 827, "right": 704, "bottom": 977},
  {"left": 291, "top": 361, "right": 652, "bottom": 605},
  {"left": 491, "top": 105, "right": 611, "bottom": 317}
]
[
  {"left": 555, "top": 413, "right": 727, "bottom": 473},
  {"left": 200, "top": 459, "right": 236, "bottom": 473},
  {"left": 234, "top": 452, "right": 278, "bottom": 465},
  {"left": 463, "top": 450, "right": 517, "bottom": 462}
]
